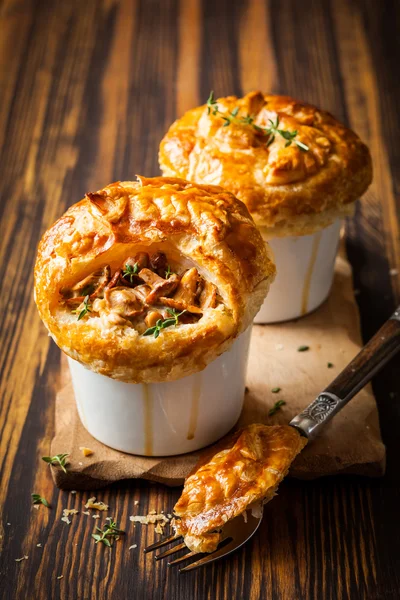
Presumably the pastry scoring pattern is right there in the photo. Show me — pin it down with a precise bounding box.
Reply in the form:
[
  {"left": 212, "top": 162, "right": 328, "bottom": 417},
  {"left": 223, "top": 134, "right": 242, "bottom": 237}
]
[
  {"left": 34, "top": 176, "right": 274, "bottom": 383},
  {"left": 159, "top": 92, "right": 372, "bottom": 235}
]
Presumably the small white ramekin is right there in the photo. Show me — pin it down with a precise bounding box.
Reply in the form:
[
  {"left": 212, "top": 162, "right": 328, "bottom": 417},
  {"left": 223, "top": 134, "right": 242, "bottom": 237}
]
[
  {"left": 254, "top": 220, "right": 341, "bottom": 324},
  {"left": 67, "top": 327, "right": 252, "bottom": 456}
]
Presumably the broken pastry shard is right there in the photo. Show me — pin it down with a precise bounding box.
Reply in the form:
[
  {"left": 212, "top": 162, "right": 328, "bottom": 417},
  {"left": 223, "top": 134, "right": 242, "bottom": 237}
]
[{"left": 172, "top": 424, "right": 307, "bottom": 553}]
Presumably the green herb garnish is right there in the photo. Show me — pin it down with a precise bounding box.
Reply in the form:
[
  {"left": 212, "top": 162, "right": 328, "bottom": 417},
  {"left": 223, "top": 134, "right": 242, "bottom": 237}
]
[
  {"left": 72, "top": 295, "right": 92, "bottom": 321},
  {"left": 207, "top": 90, "right": 219, "bottom": 115},
  {"left": 327, "top": 362, "right": 334, "bottom": 368},
  {"left": 165, "top": 265, "right": 174, "bottom": 279},
  {"left": 31, "top": 494, "right": 50, "bottom": 508},
  {"left": 92, "top": 519, "right": 124, "bottom": 547},
  {"left": 271, "top": 387, "right": 281, "bottom": 393},
  {"left": 122, "top": 263, "right": 139, "bottom": 283},
  {"left": 42, "top": 453, "right": 69, "bottom": 474},
  {"left": 143, "top": 308, "right": 187, "bottom": 339},
  {"left": 297, "top": 345, "right": 310, "bottom": 352},
  {"left": 268, "top": 400, "right": 286, "bottom": 416},
  {"left": 206, "top": 91, "right": 309, "bottom": 152},
  {"left": 263, "top": 116, "right": 309, "bottom": 151}
]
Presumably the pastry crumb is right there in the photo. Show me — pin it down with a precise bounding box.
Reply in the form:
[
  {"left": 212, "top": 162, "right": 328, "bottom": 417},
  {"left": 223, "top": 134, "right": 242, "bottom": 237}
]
[
  {"left": 92, "top": 514, "right": 100, "bottom": 520},
  {"left": 70, "top": 490, "right": 77, "bottom": 494},
  {"left": 82, "top": 511, "right": 90, "bottom": 516},
  {"left": 33, "top": 505, "right": 40, "bottom": 510},
  {"left": 61, "top": 516, "right": 71, "bottom": 525},
  {"left": 130, "top": 512, "right": 170, "bottom": 534},
  {"left": 134, "top": 500, "right": 139, "bottom": 506},
  {"left": 15, "top": 555, "right": 28, "bottom": 562},
  {"left": 85, "top": 497, "right": 109, "bottom": 511},
  {"left": 129, "top": 544, "right": 138, "bottom": 550},
  {"left": 79, "top": 446, "right": 94, "bottom": 457},
  {"left": 57, "top": 575, "right": 63, "bottom": 580},
  {"left": 390, "top": 268, "right": 398, "bottom": 276},
  {"left": 63, "top": 509, "right": 79, "bottom": 517}
]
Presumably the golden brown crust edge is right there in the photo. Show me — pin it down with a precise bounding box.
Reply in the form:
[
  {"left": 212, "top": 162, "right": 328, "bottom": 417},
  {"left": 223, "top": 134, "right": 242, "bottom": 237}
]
[
  {"left": 34, "top": 176, "right": 275, "bottom": 383},
  {"left": 159, "top": 92, "right": 372, "bottom": 234}
]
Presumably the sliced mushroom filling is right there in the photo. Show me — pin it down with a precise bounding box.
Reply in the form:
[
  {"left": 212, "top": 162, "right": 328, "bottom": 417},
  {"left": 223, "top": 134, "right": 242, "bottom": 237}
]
[{"left": 60, "top": 251, "right": 220, "bottom": 336}]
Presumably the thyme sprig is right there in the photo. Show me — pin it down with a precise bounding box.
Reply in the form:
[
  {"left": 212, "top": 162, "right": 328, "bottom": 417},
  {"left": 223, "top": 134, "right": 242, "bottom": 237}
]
[
  {"left": 143, "top": 308, "right": 187, "bottom": 339},
  {"left": 206, "top": 91, "right": 309, "bottom": 151},
  {"left": 268, "top": 400, "right": 286, "bottom": 416},
  {"left": 42, "top": 453, "right": 69, "bottom": 474},
  {"left": 164, "top": 265, "right": 174, "bottom": 279},
  {"left": 72, "top": 295, "right": 92, "bottom": 321},
  {"left": 31, "top": 494, "right": 50, "bottom": 508},
  {"left": 207, "top": 91, "right": 253, "bottom": 127},
  {"left": 122, "top": 263, "right": 139, "bottom": 284},
  {"left": 92, "top": 519, "right": 124, "bottom": 547},
  {"left": 261, "top": 116, "right": 309, "bottom": 151}
]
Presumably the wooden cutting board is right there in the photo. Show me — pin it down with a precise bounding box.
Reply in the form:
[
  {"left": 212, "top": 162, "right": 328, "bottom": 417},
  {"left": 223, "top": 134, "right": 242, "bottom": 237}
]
[{"left": 50, "top": 248, "right": 386, "bottom": 489}]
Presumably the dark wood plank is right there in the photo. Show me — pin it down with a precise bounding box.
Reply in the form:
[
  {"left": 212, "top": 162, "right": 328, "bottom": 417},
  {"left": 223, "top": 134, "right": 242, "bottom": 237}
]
[{"left": 0, "top": 0, "right": 399, "bottom": 599}]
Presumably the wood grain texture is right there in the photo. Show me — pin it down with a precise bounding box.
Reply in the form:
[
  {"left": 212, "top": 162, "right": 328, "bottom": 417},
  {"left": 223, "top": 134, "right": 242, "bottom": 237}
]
[{"left": 0, "top": 1, "right": 399, "bottom": 599}]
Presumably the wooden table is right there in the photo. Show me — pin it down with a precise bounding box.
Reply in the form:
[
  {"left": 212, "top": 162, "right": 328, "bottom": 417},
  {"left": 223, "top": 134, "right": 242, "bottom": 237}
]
[{"left": 1, "top": 1, "right": 399, "bottom": 598}]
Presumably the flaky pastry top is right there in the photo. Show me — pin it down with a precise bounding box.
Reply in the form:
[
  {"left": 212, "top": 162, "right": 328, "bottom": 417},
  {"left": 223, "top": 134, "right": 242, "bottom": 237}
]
[
  {"left": 34, "top": 176, "right": 274, "bottom": 383},
  {"left": 172, "top": 424, "right": 307, "bottom": 553},
  {"left": 159, "top": 92, "right": 372, "bottom": 236}
]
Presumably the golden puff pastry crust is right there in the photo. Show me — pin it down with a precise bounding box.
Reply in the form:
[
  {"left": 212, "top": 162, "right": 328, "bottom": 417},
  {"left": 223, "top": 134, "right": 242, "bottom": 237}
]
[
  {"left": 159, "top": 92, "right": 372, "bottom": 236},
  {"left": 172, "top": 424, "right": 307, "bottom": 552},
  {"left": 34, "top": 176, "right": 274, "bottom": 383}
]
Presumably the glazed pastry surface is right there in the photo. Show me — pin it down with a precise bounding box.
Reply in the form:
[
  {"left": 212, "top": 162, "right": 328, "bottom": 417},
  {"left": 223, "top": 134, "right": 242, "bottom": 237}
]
[
  {"left": 34, "top": 176, "right": 274, "bottom": 382},
  {"left": 159, "top": 92, "right": 372, "bottom": 236},
  {"left": 172, "top": 424, "right": 307, "bottom": 553}
]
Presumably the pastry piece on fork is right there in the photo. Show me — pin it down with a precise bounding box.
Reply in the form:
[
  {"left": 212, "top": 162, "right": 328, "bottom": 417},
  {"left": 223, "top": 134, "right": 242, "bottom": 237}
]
[{"left": 172, "top": 424, "right": 306, "bottom": 553}]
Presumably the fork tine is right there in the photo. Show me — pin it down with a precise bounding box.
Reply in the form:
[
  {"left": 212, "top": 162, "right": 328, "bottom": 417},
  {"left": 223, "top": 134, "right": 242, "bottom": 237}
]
[
  {"left": 179, "top": 539, "right": 236, "bottom": 573},
  {"left": 155, "top": 542, "right": 187, "bottom": 561},
  {"left": 167, "top": 551, "right": 197, "bottom": 567},
  {"left": 144, "top": 533, "right": 180, "bottom": 553}
]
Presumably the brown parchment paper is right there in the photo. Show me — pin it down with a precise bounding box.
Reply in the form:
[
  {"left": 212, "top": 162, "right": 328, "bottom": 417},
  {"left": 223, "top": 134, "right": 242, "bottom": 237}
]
[{"left": 50, "top": 250, "right": 386, "bottom": 489}]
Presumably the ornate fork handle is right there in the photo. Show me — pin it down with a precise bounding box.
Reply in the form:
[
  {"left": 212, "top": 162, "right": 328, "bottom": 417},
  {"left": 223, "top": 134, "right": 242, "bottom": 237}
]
[{"left": 290, "top": 306, "right": 400, "bottom": 439}]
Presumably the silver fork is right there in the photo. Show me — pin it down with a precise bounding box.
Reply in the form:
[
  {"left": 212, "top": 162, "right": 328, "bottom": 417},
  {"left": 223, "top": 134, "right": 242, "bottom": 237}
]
[{"left": 145, "top": 306, "right": 400, "bottom": 572}]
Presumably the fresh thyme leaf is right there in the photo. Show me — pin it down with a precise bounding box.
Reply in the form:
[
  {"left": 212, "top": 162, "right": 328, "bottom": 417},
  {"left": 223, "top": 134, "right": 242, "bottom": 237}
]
[
  {"left": 266, "top": 134, "right": 275, "bottom": 147},
  {"left": 241, "top": 114, "right": 254, "bottom": 125},
  {"left": 143, "top": 309, "right": 187, "bottom": 338},
  {"left": 206, "top": 90, "right": 218, "bottom": 115},
  {"left": 72, "top": 295, "right": 92, "bottom": 321},
  {"left": 165, "top": 265, "right": 174, "bottom": 279},
  {"left": 31, "top": 494, "right": 50, "bottom": 508},
  {"left": 42, "top": 453, "right": 69, "bottom": 474},
  {"left": 92, "top": 519, "right": 124, "bottom": 548},
  {"left": 327, "top": 362, "right": 334, "bottom": 368},
  {"left": 143, "top": 326, "right": 157, "bottom": 337},
  {"left": 297, "top": 345, "right": 310, "bottom": 352},
  {"left": 271, "top": 387, "right": 281, "bottom": 393},
  {"left": 122, "top": 263, "right": 139, "bottom": 283},
  {"left": 268, "top": 400, "right": 286, "bottom": 416}
]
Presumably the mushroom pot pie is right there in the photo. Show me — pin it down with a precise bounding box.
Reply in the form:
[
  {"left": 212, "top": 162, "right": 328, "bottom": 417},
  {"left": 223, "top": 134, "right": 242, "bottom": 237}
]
[
  {"left": 34, "top": 176, "right": 275, "bottom": 456},
  {"left": 172, "top": 424, "right": 307, "bottom": 553},
  {"left": 159, "top": 92, "right": 373, "bottom": 323}
]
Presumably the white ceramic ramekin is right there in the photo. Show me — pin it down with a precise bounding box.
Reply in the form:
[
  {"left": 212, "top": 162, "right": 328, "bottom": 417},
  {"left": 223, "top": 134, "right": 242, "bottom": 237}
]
[
  {"left": 68, "top": 327, "right": 251, "bottom": 456},
  {"left": 254, "top": 220, "right": 341, "bottom": 324}
]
